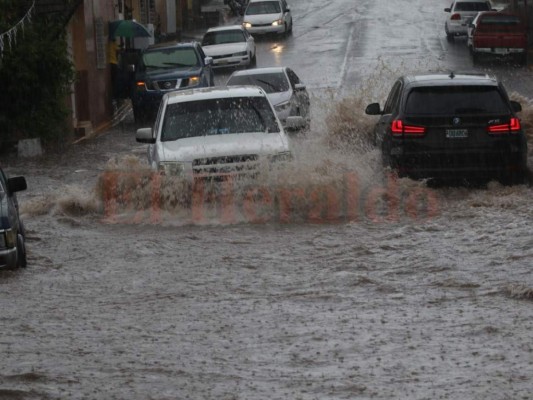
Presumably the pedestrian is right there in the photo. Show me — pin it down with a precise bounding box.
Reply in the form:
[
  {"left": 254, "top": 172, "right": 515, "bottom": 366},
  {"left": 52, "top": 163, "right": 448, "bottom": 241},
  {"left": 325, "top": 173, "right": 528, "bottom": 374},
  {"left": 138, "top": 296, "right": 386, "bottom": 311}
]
[{"left": 108, "top": 34, "right": 120, "bottom": 111}]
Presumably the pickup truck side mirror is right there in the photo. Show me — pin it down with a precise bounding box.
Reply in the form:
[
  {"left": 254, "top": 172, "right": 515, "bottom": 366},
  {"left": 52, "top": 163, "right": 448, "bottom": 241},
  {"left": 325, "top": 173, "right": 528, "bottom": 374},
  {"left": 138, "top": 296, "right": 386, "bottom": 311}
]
[
  {"left": 444, "top": 7, "right": 451, "bottom": 12},
  {"left": 294, "top": 83, "right": 306, "bottom": 91},
  {"left": 205, "top": 56, "right": 213, "bottom": 66},
  {"left": 136, "top": 128, "right": 156, "bottom": 144}
]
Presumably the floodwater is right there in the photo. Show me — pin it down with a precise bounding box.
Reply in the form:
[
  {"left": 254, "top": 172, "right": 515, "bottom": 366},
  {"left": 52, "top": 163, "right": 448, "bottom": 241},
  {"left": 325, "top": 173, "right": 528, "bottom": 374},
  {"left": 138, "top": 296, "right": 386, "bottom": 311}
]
[
  {"left": 1, "top": 91, "right": 532, "bottom": 400},
  {"left": 2, "top": 0, "right": 533, "bottom": 396}
]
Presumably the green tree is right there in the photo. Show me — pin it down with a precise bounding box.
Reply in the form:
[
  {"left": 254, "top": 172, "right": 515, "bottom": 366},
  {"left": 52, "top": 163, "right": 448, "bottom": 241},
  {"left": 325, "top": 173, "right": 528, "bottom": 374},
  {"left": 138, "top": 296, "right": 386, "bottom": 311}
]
[{"left": 0, "top": 0, "right": 75, "bottom": 150}]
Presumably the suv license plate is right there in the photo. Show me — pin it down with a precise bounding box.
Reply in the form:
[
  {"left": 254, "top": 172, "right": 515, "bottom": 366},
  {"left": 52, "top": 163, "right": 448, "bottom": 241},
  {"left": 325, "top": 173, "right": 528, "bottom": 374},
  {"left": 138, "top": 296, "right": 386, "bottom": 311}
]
[{"left": 446, "top": 129, "right": 468, "bottom": 138}]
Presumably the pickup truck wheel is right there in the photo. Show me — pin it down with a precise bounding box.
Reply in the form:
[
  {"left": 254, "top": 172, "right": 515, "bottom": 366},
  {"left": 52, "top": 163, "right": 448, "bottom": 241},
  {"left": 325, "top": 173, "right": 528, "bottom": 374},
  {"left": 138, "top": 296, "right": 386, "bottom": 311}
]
[{"left": 446, "top": 32, "right": 454, "bottom": 42}]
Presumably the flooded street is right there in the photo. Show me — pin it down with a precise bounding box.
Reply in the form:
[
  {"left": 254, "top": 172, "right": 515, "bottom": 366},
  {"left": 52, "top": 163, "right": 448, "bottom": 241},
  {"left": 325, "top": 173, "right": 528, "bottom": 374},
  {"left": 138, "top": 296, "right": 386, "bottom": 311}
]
[{"left": 1, "top": 0, "right": 533, "bottom": 399}]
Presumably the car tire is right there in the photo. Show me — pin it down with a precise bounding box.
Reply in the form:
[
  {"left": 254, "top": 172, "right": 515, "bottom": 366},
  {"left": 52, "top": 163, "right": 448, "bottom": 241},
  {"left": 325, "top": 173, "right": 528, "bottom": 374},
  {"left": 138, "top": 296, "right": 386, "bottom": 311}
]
[
  {"left": 250, "top": 52, "right": 257, "bottom": 68},
  {"left": 16, "top": 233, "right": 27, "bottom": 268}
]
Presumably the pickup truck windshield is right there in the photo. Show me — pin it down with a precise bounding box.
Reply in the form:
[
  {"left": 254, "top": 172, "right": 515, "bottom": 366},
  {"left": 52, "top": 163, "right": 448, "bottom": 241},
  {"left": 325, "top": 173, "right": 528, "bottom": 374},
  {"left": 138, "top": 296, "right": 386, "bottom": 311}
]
[
  {"left": 161, "top": 96, "right": 280, "bottom": 141},
  {"left": 405, "top": 86, "right": 509, "bottom": 115}
]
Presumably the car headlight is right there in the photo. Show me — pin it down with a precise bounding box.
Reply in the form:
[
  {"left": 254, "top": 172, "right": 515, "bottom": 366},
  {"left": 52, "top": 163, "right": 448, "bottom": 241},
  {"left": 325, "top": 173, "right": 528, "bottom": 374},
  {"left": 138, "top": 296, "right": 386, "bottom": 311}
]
[
  {"left": 274, "top": 100, "right": 291, "bottom": 112},
  {"left": 186, "top": 76, "right": 201, "bottom": 87},
  {"left": 272, "top": 19, "right": 283, "bottom": 26},
  {"left": 158, "top": 162, "right": 187, "bottom": 176},
  {"left": 135, "top": 81, "right": 147, "bottom": 92},
  {"left": 243, "top": 22, "right": 252, "bottom": 29},
  {"left": 233, "top": 51, "right": 248, "bottom": 57}
]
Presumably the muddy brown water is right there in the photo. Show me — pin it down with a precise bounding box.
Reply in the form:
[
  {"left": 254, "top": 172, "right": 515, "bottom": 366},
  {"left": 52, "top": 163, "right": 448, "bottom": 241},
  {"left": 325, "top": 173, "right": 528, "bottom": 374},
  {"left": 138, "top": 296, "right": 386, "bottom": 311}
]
[{"left": 1, "top": 94, "right": 532, "bottom": 399}]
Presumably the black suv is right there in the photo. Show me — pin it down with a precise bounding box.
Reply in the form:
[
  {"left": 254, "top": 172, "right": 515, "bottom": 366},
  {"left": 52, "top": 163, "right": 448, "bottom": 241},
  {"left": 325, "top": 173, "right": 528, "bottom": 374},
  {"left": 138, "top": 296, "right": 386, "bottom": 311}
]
[
  {"left": 131, "top": 41, "right": 215, "bottom": 125},
  {"left": 365, "top": 73, "right": 528, "bottom": 183},
  {"left": 0, "top": 167, "right": 27, "bottom": 269}
]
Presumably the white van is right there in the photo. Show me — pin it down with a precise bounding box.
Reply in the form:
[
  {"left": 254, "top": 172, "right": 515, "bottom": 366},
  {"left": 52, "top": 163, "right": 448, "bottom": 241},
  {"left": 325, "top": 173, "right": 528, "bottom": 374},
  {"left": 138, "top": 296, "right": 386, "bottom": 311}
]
[{"left": 242, "top": 0, "right": 293, "bottom": 36}]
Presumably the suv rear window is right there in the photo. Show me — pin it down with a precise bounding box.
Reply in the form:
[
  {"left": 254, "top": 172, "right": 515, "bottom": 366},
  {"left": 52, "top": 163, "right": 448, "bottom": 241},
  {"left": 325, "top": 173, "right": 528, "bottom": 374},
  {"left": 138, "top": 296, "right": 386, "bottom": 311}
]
[
  {"left": 161, "top": 96, "right": 280, "bottom": 141},
  {"left": 454, "top": 2, "right": 490, "bottom": 11},
  {"left": 404, "top": 86, "right": 509, "bottom": 115}
]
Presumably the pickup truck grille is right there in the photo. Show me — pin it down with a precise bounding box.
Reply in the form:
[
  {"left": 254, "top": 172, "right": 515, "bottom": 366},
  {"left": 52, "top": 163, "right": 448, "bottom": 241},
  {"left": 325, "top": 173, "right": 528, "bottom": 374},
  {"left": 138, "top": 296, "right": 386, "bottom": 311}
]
[{"left": 192, "top": 154, "right": 260, "bottom": 179}]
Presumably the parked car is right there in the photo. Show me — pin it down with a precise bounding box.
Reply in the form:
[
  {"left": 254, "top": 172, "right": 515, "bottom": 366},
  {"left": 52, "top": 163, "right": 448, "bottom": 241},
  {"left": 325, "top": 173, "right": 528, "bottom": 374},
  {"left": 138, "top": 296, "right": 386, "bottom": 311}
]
[
  {"left": 201, "top": 25, "right": 256, "bottom": 69},
  {"left": 226, "top": 67, "right": 310, "bottom": 130},
  {"left": 0, "top": 167, "right": 27, "bottom": 269},
  {"left": 135, "top": 86, "right": 294, "bottom": 181},
  {"left": 444, "top": 0, "right": 492, "bottom": 41},
  {"left": 242, "top": 0, "right": 293, "bottom": 36},
  {"left": 365, "top": 73, "right": 528, "bottom": 184},
  {"left": 468, "top": 12, "right": 528, "bottom": 65},
  {"left": 130, "top": 41, "right": 214, "bottom": 125}
]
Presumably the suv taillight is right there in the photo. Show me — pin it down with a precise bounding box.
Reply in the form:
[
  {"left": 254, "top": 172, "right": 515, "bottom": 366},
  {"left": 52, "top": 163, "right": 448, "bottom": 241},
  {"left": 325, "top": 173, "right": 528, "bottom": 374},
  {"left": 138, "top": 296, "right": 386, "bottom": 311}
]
[
  {"left": 451, "top": 13, "right": 461, "bottom": 20},
  {"left": 487, "top": 118, "right": 521, "bottom": 134},
  {"left": 391, "top": 120, "right": 426, "bottom": 137}
]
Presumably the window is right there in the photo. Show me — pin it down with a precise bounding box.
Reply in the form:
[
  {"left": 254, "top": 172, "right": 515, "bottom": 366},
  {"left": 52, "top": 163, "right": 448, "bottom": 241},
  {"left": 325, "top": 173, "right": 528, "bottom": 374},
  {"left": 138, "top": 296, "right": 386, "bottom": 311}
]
[
  {"left": 161, "top": 97, "right": 280, "bottom": 141},
  {"left": 454, "top": 2, "right": 490, "bottom": 11},
  {"left": 227, "top": 73, "right": 290, "bottom": 93},
  {"left": 202, "top": 30, "right": 246, "bottom": 46},
  {"left": 405, "top": 86, "right": 509, "bottom": 115},
  {"left": 246, "top": 1, "right": 282, "bottom": 15},
  {"left": 383, "top": 81, "right": 402, "bottom": 114},
  {"left": 142, "top": 48, "right": 200, "bottom": 69}
]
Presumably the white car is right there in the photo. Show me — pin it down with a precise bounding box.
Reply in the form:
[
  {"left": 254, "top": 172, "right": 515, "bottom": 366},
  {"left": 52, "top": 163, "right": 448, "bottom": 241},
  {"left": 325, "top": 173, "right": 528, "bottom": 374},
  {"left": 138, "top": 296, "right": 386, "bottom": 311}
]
[
  {"left": 243, "top": 0, "right": 293, "bottom": 36},
  {"left": 201, "top": 25, "right": 256, "bottom": 69},
  {"left": 444, "top": 0, "right": 492, "bottom": 41},
  {"left": 226, "top": 67, "right": 310, "bottom": 130},
  {"left": 135, "top": 86, "right": 294, "bottom": 181}
]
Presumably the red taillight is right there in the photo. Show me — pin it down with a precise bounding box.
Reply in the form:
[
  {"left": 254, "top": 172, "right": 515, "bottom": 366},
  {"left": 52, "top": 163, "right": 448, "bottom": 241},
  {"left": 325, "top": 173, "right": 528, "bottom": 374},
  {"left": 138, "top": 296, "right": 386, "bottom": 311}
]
[
  {"left": 451, "top": 13, "right": 461, "bottom": 20},
  {"left": 487, "top": 118, "right": 521, "bottom": 134},
  {"left": 391, "top": 120, "right": 426, "bottom": 137}
]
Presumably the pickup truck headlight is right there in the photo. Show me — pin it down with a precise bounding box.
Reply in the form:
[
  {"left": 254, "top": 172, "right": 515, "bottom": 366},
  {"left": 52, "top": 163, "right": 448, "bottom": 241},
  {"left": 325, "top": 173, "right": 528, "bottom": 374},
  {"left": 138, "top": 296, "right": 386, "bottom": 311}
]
[
  {"left": 243, "top": 22, "right": 252, "bottom": 29},
  {"left": 272, "top": 19, "right": 283, "bottom": 26},
  {"left": 158, "top": 162, "right": 186, "bottom": 176},
  {"left": 274, "top": 100, "right": 291, "bottom": 112},
  {"left": 233, "top": 51, "right": 247, "bottom": 57}
]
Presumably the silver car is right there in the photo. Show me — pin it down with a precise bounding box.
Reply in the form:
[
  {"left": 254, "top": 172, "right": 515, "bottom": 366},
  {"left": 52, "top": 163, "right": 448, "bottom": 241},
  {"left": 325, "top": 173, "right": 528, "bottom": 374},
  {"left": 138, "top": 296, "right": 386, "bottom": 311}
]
[{"left": 226, "top": 67, "right": 310, "bottom": 130}]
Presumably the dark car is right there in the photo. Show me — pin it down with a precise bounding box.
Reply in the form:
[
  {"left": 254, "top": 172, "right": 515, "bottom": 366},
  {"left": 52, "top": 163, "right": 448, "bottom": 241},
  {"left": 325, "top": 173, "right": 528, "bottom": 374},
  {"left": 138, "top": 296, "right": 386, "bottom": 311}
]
[
  {"left": 131, "top": 41, "right": 215, "bottom": 125},
  {"left": 365, "top": 73, "right": 528, "bottom": 184},
  {"left": 0, "top": 167, "right": 27, "bottom": 269}
]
